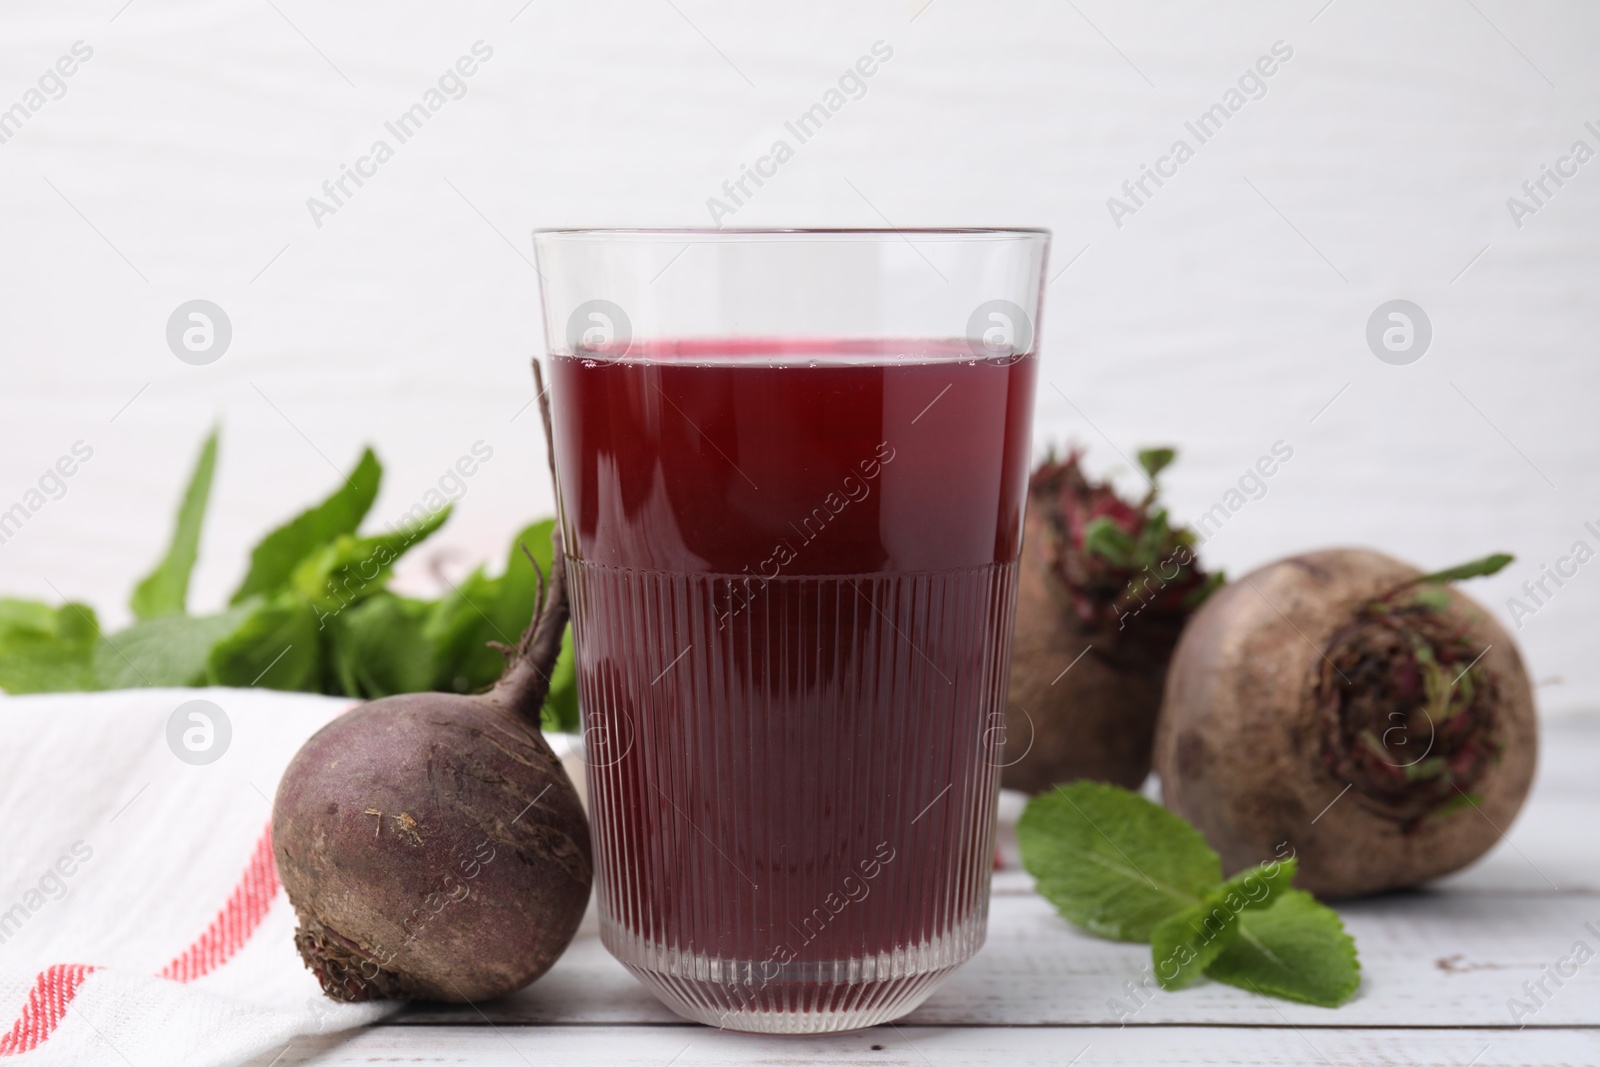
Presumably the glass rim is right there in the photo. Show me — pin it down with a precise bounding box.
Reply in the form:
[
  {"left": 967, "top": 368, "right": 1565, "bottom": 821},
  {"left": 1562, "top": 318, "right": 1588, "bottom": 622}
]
[{"left": 534, "top": 226, "right": 1050, "bottom": 241}]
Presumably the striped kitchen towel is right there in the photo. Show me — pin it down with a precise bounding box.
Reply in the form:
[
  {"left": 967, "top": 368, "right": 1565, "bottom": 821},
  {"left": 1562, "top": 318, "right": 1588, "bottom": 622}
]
[{"left": 0, "top": 689, "right": 393, "bottom": 1066}]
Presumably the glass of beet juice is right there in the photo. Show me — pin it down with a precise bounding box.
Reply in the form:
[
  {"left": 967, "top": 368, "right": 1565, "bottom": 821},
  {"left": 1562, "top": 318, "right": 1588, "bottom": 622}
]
[{"left": 534, "top": 229, "right": 1048, "bottom": 1033}]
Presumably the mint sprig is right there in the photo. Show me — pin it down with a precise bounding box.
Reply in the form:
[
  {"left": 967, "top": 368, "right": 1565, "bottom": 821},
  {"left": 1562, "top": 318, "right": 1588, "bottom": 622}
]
[
  {"left": 1149, "top": 859, "right": 1299, "bottom": 991},
  {"left": 0, "top": 431, "right": 580, "bottom": 732},
  {"left": 1017, "top": 780, "right": 1221, "bottom": 941},
  {"left": 1018, "top": 782, "right": 1360, "bottom": 1007},
  {"left": 1207, "top": 888, "right": 1361, "bottom": 1005}
]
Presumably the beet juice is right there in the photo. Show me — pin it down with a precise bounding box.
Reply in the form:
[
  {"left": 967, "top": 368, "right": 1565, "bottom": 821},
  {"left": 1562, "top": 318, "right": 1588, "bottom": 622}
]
[{"left": 550, "top": 339, "right": 1036, "bottom": 1031}]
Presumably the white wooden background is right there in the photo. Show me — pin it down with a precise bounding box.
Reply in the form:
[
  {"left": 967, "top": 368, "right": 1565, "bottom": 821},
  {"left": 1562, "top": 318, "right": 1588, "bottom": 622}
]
[
  {"left": 238, "top": 718, "right": 1600, "bottom": 1065},
  {"left": 2, "top": 0, "right": 1599, "bottom": 714}
]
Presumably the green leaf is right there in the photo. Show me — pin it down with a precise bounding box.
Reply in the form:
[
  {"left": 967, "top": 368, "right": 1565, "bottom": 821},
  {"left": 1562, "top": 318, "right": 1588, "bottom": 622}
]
[
  {"left": 1149, "top": 859, "right": 1298, "bottom": 991},
  {"left": 1411, "top": 586, "right": 1452, "bottom": 612},
  {"left": 1081, "top": 516, "right": 1136, "bottom": 568},
  {"left": 325, "top": 619, "right": 361, "bottom": 697},
  {"left": 0, "top": 602, "right": 102, "bottom": 694},
  {"left": 1414, "top": 552, "right": 1514, "bottom": 586},
  {"left": 1137, "top": 447, "right": 1176, "bottom": 481},
  {"left": 93, "top": 604, "right": 255, "bottom": 690},
  {"left": 425, "top": 566, "right": 507, "bottom": 694},
  {"left": 1206, "top": 889, "right": 1361, "bottom": 1007},
  {"left": 0, "top": 599, "right": 63, "bottom": 642},
  {"left": 416, "top": 519, "right": 579, "bottom": 726},
  {"left": 131, "top": 429, "right": 218, "bottom": 620},
  {"left": 424, "top": 520, "right": 561, "bottom": 700},
  {"left": 0, "top": 641, "right": 99, "bottom": 693},
  {"left": 290, "top": 505, "right": 452, "bottom": 608},
  {"left": 1133, "top": 508, "right": 1172, "bottom": 566},
  {"left": 1018, "top": 782, "right": 1221, "bottom": 942},
  {"left": 497, "top": 521, "right": 582, "bottom": 729},
  {"left": 231, "top": 448, "right": 382, "bottom": 604},
  {"left": 1213, "top": 856, "right": 1298, "bottom": 914},
  {"left": 494, "top": 520, "right": 556, "bottom": 641},
  {"left": 1152, "top": 902, "right": 1240, "bottom": 990},
  {"left": 541, "top": 629, "right": 579, "bottom": 733},
  {"left": 330, "top": 593, "right": 437, "bottom": 698},
  {"left": 207, "top": 600, "right": 322, "bottom": 691}
]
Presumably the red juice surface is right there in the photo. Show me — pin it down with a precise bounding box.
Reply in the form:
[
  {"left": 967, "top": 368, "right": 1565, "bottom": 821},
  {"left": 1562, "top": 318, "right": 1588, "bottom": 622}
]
[{"left": 550, "top": 340, "right": 1035, "bottom": 1014}]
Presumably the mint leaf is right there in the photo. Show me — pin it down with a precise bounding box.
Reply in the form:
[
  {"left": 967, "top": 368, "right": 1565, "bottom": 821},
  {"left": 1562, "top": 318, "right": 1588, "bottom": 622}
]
[
  {"left": 0, "top": 641, "right": 99, "bottom": 693},
  {"left": 1016, "top": 785, "right": 1355, "bottom": 1008},
  {"left": 93, "top": 604, "right": 255, "bottom": 689},
  {"left": 542, "top": 631, "right": 578, "bottom": 733},
  {"left": 207, "top": 600, "right": 322, "bottom": 691},
  {"left": 1018, "top": 782, "right": 1221, "bottom": 941},
  {"left": 1206, "top": 888, "right": 1361, "bottom": 1007},
  {"left": 1152, "top": 902, "right": 1239, "bottom": 990},
  {"left": 332, "top": 593, "right": 437, "bottom": 697},
  {"left": 1213, "top": 856, "right": 1298, "bottom": 915},
  {"left": 290, "top": 505, "right": 451, "bottom": 608},
  {"left": 0, "top": 599, "right": 63, "bottom": 641},
  {"left": 131, "top": 429, "right": 218, "bottom": 620},
  {"left": 497, "top": 521, "right": 581, "bottom": 730},
  {"left": 425, "top": 566, "right": 506, "bottom": 694},
  {"left": 1150, "top": 858, "right": 1299, "bottom": 990},
  {"left": 424, "top": 521, "right": 562, "bottom": 700},
  {"left": 231, "top": 448, "right": 381, "bottom": 604},
  {"left": 494, "top": 520, "right": 556, "bottom": 642},
  {"left": 0, "top": 603, "right": 101, "bottom": 693},
  {"left": 0, "top": 599, "right": 98, "bottom": 648},
  {"left": 1414, "top": 552, "right": 1514, "bottom": 585},
  {"left": 325, "top": 618, "right": 361, "bottom": 697}
]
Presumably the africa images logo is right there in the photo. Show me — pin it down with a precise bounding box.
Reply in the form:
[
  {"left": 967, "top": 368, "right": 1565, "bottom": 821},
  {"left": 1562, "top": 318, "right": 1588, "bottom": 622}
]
[
  {"left": 966, "top": 300, "right": 1033, "bottom": 365},
  {"left": 166, "top": 300, "right": 232, "bottom": 365},
  {"left": 1365, "top": 300, "right": 1431, "bottom": 366},
  {"left": 566, "top": 300, "right": 632, "bottom": 357}
]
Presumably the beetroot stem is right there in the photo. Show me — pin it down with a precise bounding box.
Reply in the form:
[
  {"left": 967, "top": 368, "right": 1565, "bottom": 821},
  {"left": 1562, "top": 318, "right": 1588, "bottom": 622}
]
[{"left": 484, "top": 359, "right": 570, "bottom": 728}]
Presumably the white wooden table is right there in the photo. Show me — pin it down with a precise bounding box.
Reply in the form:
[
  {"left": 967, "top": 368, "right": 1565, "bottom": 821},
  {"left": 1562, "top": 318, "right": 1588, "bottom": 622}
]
[{"left": 247, "top": 717, "right": 1600, "bottom": 1066}]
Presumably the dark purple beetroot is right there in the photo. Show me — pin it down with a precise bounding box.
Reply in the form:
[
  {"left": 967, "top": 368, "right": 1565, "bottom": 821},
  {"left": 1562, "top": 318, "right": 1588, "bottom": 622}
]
[
  {"left": 275, "top": 689, "right": 590, "bottom": 1002},
  {"left": 273, "top": 363, "right": 592, "bottom": 1002}
]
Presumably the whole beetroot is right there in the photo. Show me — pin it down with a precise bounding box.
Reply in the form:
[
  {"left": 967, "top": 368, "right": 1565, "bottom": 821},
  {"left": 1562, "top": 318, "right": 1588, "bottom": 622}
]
[
  {"left": 1154, "top": 548, "right": 1537, "bottom": 898},
  {"left": 273, "top": 363, "right": 592, "bottom": 1002},
  {"left": 1003, "top": 448, "right": 1216, "bottom": 792}
]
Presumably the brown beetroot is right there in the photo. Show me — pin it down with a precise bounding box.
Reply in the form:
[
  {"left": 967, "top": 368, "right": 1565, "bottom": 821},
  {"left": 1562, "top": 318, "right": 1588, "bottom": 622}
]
[
  {"left": 272, "top": 363, "right": 591, "bottom": 1002},
  {"left": 1154, "top": 548, "right": 1537, "bottom": 898},
  {"left": 1003, "top": 449, "right": 1215, "bottom": 792}
]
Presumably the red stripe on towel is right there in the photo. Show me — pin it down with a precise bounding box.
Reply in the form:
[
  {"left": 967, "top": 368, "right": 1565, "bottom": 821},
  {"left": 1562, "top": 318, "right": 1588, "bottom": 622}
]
[
  {"left": 0, "top": 823, "right": 279, "bottom": 1057},
  {"left": 0, "top": 964, "right": 98, "bottom": 1056},
  {"left": 158, "top": 826, "right": 280, "bottom": 982}
]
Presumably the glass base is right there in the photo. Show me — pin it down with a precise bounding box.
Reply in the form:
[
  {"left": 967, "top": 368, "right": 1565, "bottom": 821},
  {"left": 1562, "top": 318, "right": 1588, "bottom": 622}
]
[{"left": 602, "top": 916, "right": 986, "bottom": 1033}]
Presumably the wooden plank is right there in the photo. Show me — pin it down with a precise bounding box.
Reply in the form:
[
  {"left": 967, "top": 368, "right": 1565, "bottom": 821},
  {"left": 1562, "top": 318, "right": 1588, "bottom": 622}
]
[{"left": 247, "top": 1023, "right": 1600, "bottom": 1066}]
